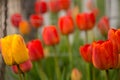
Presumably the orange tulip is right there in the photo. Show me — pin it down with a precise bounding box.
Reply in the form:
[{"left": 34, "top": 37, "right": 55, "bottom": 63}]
[
  {"left": 58, "top": 0, "right": 70, "bottom": 10},
  {"left": 12, "top": 60, "right": 32, "bottom": 73},
  {"left": 80, "top": 44, "right": 92, "bottom": 63},
  {"left": 42, "top": 26, "right": 59, "bottom": 46},
  {"left": 58, "top": 15, "right": 74, "bottom": 35},
  {"left": 92, "top": 40, "right": 118, "bottom": 70},
  {"left": 98, "top": 16, "right": 110, "bottom": 36},
  {"left": 76, "top": 12, "right": 95, "bottom": 30},
  {"left": 19, "top": 20, "right": 30, "bottom": 34},
  {"left": 108, "top": 28, "right": 120, "bottom": 53}
]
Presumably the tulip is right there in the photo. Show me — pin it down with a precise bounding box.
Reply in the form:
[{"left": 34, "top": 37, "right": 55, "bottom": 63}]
[
  {"left": 71, "top": 68, "right": 82, "bottom": 80},
  {"left": 12, "top": 60, "right": 32, "bottom": 73},
  {"left": 27, "top": 39, "right": 44, "bottom": 61},
  {"left": 30, "top": 14, "right": 43, "bottom": 28},
  {"left": 42, "top": 26, "right": 59, "bottom": 45},
  {"left": 11, "top": 13, "right": 22, "bottom": 27},
  {"left": 58, "top": 15, "right": 74, "bottom": 35},
  {"left": 58, "top": 0, "right": 70, "bottom": 10},
  {"left": 19, "top": 20, "right": 31, "bottom": 35},
  {"left": 80, "top": 44, "right": 92, "bottom": 63},
  {"left": 108, "top": 28, "right": 120, "bottom": 53},
  {"left": 76, "top": 12, "right": 95, "bottom": 30},
  {"left": 86, "top": 0, "right": 95, "bottom": 10},
  {"left": 1, "top": 34, "right": 29, "bottom": 66},
  {"left": 49, "top": 0, "right": 61, "bottom": 13},
  {"left": 98, "top": 16, "right": 110, "bottom": 36},
  {"left": 92, "top": 40, "right": 118, "bottom": 70},
  {"left": 35, "top": 0, "right": 47, "bottom": 14}
]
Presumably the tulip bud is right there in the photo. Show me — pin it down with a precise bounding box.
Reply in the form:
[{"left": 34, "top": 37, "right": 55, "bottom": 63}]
[
  {"left": 71, "top": 68, "right": 82, "bottom": 80},
  {"left": 92, "top": 40, "right": 118, "bottom": 70},
  {"left": 35, "top": 0, "right": 47, "bottom": 14},
  {"left": 42, "top": 26, "right": 60, "bottom": 46},
  {"left": 11, "top": 13, "right": 22, "bottom": 27},
  {"left": 58, "top": 0, "right": 70, "bottom": 10},
  {"left": 76, "top": 12, "right": 95, "bottom": 30},
  {"left": 108, "top": 28, "right": 120, "bottom": 53},
  {"left": 19, "top": 20, "right": 31, "bottom": 35},
  {"left": 49, "top": 0, "right": 61, "bottom": 13},
  {"left": 30, "top": 14, "right": 43, "bottom": 28},
  {"left": 27, "top": 39, "right": 44, "bottom": 61},
  {"left": 12, "top": 60, "right": 32, "bottom": 73},
  {"left": 80, "top": 44, "right": 92, "bottom": 63},
  {"left": 58, "top": 15, "right": 74, "bottom": 35},
  {"left": 98, "top": 16, "right": 110, "bottom": 37},
  {"left": 1, "top": 34, "right": 29, "bottom": 66}
]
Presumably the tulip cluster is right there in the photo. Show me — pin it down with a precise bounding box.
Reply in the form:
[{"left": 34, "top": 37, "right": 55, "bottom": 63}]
[{"left": 80, "top": 28, "right": 120, "bottom": 70}]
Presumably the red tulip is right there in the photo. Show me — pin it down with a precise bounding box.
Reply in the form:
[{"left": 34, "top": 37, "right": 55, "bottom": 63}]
[
  {"left": 27, "top": 39, "right": 44, "bottom": 61},
  {"left": 92, "top": 40, "right": 118, "bottom": 70},
  {"left": 58, "top": 0, "right": 70, "bottom": 10},
  {"left": 76, "top": 12, "right": 95, "bottom": 30},
  {"left": 35, "top": 0, "right": 47, "bottom": 14},
  {"left": 98, "top": 16, "right": 110, "bottom": 36},
  {"left": 49, "top": 0, "right": 61, "bottom": 13},
  {"left": 80, "top": 44, "right": 92, "bottom": 63},
  {"left": 108, "top": 29, "right": 120, "bottom": 53},
  {"left": 30, "top": 14, "right": 43, "bottom": 28},
  {"left": 12, "top": 60, "right": 32, "bottom": 73},
  {"left": 58, "top": 15, "right": 74, "bottom": 35},
  {"left": 42, "top": 26, "right": 59, "bottom": 45},
  {"left": 11, "top": 13, "right": 22, "bottom": 27}
]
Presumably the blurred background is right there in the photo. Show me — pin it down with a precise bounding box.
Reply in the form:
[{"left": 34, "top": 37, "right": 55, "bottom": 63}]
[{"left": 0, "top": 0, "right": 120, "bottom": 80}]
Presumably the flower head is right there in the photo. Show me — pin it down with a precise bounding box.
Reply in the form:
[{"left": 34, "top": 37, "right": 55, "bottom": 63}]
[{"left": 1, "top": 34, "right": 29, "bottom": 66}]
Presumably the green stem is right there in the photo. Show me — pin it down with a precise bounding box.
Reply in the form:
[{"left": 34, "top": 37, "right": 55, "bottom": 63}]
[
  {"left": 17, "top": 65, "right": 23, "bottom": 80},
  {"left": 22, "top": 73, "right": 26, "bottom": 80},
  {"left": 53, "top": 46, "right": 61, "bottom": 80},
  {"left": 38, "top": 62, "right": 47, "bottom": 80},
  {"left": 66, "top": 35, "right": 73, "bottom": 69},
  {"left": 85, "top": 31, "right": 92, "bottom": 80},
  {"left": 105, "top": 70, "right": 109, "bottom": 80}
]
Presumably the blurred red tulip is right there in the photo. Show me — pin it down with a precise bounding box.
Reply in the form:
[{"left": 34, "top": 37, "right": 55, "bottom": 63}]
[
  {"left": 30, "top": 14, "right": 43, "bottom": 28},
  {"left": 98, "top": 16, "right": 110, "bottom": 36},
  {"left": 86, "top": 0, "right": 95, "bottom": 10},
  {"left": 80, "top": 44, "right": 92, "bottom": 63},
  {"left": 76, "top": 12, "right": 95, "bottom": 30},
  {"left": 11, "top": 13, "right": 22, "bottom": 27},
  {"left": 58, "top": 15, "right": 74, "bottom": 35},
  {"left": 42, "top": 26, "right": 59, "bottom": 45},
  {"left": 49, "top": 0, "right": 61, "bottom": 13},
  {"left": 12, "top": 60, "right": 32, "bottom": 73},
  {"left": 108, "top": 29, "right": 120, "bottom": 53},
  {"left": 19, "top": 20, "right": 31, "bottom": 35},
  {"left": 92, "top": 40, "right": 118, "bottom": 70},
  {"left": 58, "top": 0, "right": 70, "bottom": 10},
  {"left": 27, "top": 39, "right": 44, "bottom": 61},
  {"left": 35, "top": 0, "right": 47, "bottom": 14}
]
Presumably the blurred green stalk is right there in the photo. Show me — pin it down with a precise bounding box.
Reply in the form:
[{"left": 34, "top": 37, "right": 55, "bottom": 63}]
[
  {"left": 17, "top": 65, "right": 23, "bottom": 80},
  {"left": 66, "top": 35, "right": 73, "bottom": 69},
  {"left": 85, "top": 31, "right": 92, "bottom": 80},
  {"left": 105, "top": 70, "right": 109, "bottom": 80},
  {"left": 53, "top": 46, "right": 61, "bottom": 80}
]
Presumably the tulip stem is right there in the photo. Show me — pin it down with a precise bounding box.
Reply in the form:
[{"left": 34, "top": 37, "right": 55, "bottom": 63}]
[
  {"left": 17, "top": 65, "right": 23, "bottom": 80},
  {"left": 105, "top": 70, "right": 109, "bottom": 80},
  {"left": 66, "top": 35, "right": 73, "bottom": 69},
  {"left": 22, "top": 73, "right": 26, "bottom": 80},
  {"left": 53, "top": 45, "right": 61, "bottom": 80},
  {"left": 38, "top": 62, "right": 47, "bottom": 80}
]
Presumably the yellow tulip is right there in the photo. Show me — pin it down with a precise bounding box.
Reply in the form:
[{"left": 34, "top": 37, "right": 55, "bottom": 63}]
[{"left": 1, "top": 34, "right": 29, "bottom": 66}]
